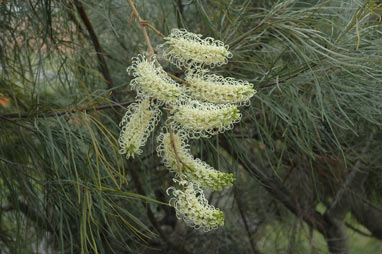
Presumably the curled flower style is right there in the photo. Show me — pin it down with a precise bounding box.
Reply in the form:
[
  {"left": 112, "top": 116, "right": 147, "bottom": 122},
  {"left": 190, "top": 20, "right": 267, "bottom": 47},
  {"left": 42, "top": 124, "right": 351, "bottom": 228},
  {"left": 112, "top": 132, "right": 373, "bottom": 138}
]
[
  {"left": 157, "top": 132, "right": 235, "bottom": 190},
  {"left": 167, "top": 180, "right": 224, "bottom": 231},
  {"left": 127, "top": 54, "right": 183, "bottom": 103},
  {"left": 118, "top": 98, "right": 161, "bottom": 158},
  {"left": 171, "top": 100, "right": 241, "bottom": 138},
  {"left": 185, "top": 71, "right": 256, "bottom": 105},
  {"left": 162, "top": 29, "right": 232, "bottom": 68}
]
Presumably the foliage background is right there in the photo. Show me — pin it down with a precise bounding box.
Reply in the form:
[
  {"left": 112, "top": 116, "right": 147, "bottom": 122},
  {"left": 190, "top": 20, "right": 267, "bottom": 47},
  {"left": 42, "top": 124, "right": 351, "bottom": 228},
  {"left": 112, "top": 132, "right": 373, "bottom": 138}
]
[{"left": 1, "top": 0, "right": 382, "bottom": 253}]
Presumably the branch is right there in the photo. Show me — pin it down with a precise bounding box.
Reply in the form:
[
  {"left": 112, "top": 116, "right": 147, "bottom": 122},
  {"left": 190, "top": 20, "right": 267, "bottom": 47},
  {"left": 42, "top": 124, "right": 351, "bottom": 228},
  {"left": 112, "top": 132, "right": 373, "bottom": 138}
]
[
  {"left": 0, "top": 115, "right": 37, "bottom": 133},
  {"left": 73, "top": 0, "right": 114, "bottom": 90},
  {"left": 325, "top": 130, "right": 376, "bottom": 221},
  {"left": 234, "top": 186, "right": 261, "bottom": 254},
  {"left": 351, "top": 198, "right": 382, "bottom": 239},
  {"left": 0, "top": 100, "right": 136, "bottom": 120},
  {"left": 345, "top": 222, "right": 372, "bottom": 237}
]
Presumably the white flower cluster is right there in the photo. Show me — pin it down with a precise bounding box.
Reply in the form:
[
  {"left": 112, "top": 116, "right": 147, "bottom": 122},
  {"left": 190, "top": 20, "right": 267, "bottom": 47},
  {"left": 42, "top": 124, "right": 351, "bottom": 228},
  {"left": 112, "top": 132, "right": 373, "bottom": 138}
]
[
  {"left": 157, "top": 132, "right": 235, "bottom": 191},
  {"left": 119, "top": 28, "right": 256, "bottom": 231},
  {"left": 162, "top": 29, "right": 233, "bottom": 68},
  {"left": 118, "top": 98, "right": 161, "bottom": 158},
  {"left": 167, "top": 180, "right": 224, "bottom": 231}
]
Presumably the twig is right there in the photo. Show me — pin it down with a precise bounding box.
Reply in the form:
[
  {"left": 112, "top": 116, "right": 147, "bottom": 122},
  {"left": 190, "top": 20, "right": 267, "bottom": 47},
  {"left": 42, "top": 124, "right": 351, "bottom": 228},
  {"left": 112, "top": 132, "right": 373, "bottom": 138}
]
[
  {"left": 0, "top": 100, "right": 136, "bottom": 120},
  {"left": 141, "top": 21, "right": 165, "bottom": 38},
  {"left": 126, "top": 0, "right": 155, "bottom": 57},
  {"left": 166, "top": 72, "right": 190, "bottom": 85},
  {"left": 0, "top": 115, "right": 37, "bottom": 133},
  {"left": 127, "top": 0, "right": 189, "bottom": 87}
]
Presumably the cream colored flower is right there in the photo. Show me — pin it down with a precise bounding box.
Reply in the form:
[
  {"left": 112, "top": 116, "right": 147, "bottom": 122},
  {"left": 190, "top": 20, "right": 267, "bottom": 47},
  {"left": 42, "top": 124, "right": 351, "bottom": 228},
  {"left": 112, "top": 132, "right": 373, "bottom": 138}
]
[
  {"left": 171, "top": 100, "right": 241, "bottom": 138},
  {"left": 162, "top": 29, "right": 232, "bottom": 68},
  {"left": 167, "top": 180, "right": 224, "bottom": 231},
  {"left": 118, "top": 98, "right": 161, "bottom": 158},
  {"left": 185, "top": 71, "right": 256, "bottom": 105},
  {"left": 157, "top": 132, "right": 235, "bottom": 190},
  {"left": 127, "top": 55, "right": 183, "bottom": 103}
]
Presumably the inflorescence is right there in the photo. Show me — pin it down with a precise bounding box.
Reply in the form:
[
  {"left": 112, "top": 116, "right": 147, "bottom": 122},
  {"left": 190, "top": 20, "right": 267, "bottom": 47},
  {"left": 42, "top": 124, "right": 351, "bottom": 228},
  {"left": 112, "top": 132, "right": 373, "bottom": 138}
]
[{"left": 118, "top": 28, "right": 256, "bottom": 231}]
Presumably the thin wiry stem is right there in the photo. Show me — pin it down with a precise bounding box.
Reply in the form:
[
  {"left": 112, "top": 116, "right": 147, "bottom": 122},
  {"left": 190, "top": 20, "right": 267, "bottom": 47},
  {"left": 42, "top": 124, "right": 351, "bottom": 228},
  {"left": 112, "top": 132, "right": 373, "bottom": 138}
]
[
  {"left": 127, "top": 0, "right": 187, "bottom": 84},
  {"left": 141, "top": 21, "right": 165, "bottom": 38},
  {"left": 166, "top": 72, "right": 190, "bottom": 85},
  {"left": 166, "top": 108, "right": 185, "bottom": 179},
  {"left": 126, "top": 0, "right": 155, "bottom": 57}
]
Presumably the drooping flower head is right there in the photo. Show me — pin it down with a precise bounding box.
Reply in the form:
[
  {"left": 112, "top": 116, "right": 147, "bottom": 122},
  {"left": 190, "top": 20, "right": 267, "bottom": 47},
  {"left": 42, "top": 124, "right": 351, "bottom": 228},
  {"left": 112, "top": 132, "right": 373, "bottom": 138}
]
[
  {"left": 170, "top": 100, "right": 241, "bottom": 138},
  {"left": 162, "top": 29, "right": 232, "bottom": 68},
  {"left": 185, "top": 71, "right": 257, "bottom": 105},
  {"left": 118, "top": 98, "right": 161, "bottom": 158},
  {"left": 127, "top": 54, "right": 183, "bottom": 104},
  {"left": 167, "top": 180, "right": 224, "bottom": 231},
  {"left": 157, "top": 132, "right": 235, "bottom": 190}
]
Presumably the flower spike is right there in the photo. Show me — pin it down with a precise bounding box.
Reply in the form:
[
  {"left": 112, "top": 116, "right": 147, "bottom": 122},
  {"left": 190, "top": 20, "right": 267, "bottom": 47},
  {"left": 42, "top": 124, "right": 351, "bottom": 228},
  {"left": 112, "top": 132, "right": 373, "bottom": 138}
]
[
  {"left": 118, "top": 98, "right": 161, "bottom": 158},
  {"left": 167, "top": 180, "right": 224, "bottom": 231},
  {"left": 185, "top": 71, "right": 257, "bottom": 105},
  {"left": 157, "top": 132, "right": 235, "bottom": 190},
  {"left": 171, "top": 100, "right": 241, "bottom": 138},
  {"left": 162, "top": 29, "right": 232, "bottom": 68},
  {"left": 127, "top": 54, "right": 183, "bottom": 104}
]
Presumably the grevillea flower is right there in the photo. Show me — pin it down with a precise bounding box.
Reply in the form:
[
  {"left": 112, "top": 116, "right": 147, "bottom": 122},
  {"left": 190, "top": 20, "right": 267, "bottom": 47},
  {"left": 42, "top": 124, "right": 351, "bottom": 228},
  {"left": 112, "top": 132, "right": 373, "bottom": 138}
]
[
  {"left": 171, "top": 100, "right": 241, "bottom": 138},
  {"left": 157, "top": 132, "right": 235, "bottom": 190},
  {"left": 185, "top": 71, "right": 256, "bottom": 105},
  {"left": 127, "top": 55, "right": 183, "bottom": 103},
  {"left": 162, "top": 29, "right": 232, "bottom": 68},
  {"left": 118, "top": 98, "right": 161, "bottom": 158},
  {"left": 167, "top": 180, "right": 224, "bottom": 231}
]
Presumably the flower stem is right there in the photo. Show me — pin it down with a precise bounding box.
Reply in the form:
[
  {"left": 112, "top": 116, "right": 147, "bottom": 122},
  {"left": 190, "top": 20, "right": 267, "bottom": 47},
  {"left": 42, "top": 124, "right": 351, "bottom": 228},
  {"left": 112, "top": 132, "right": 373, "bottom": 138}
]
[{"left": 126, "top": 0, "right": 155, "bottom": 57}]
